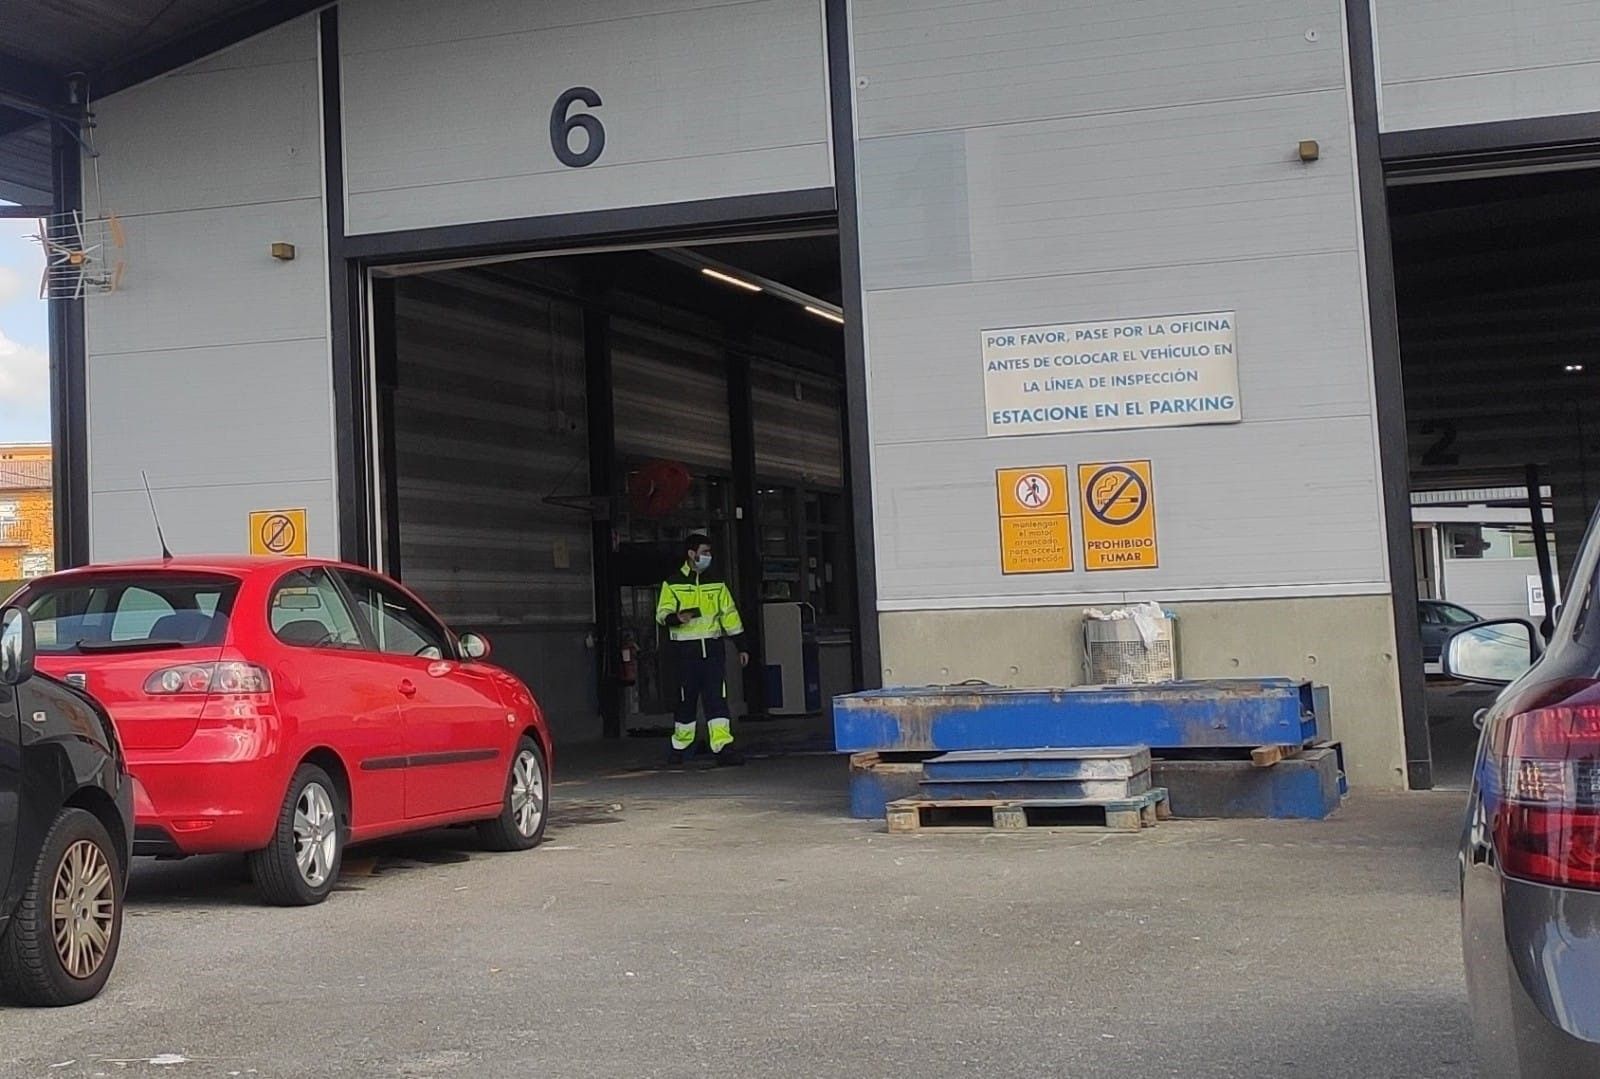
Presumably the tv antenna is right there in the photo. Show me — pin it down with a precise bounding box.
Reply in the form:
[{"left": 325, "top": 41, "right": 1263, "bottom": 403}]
[
  {"left": 35, "top": 211, "right": 125, "bottom": 299},
  {"left": 141, "top": 471, "right": 173, "bottom": 561}
]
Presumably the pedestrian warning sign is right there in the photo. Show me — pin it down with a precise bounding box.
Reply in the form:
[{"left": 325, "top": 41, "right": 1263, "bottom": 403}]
[
  {"left": 996, "top": 466, "right": 1072, "bottom": 574},
  {"left": 1078, "top": 461, "right": 1158, "bottom": 570},
  {"left": 249, "top": 508, "right": 308, "bottom": 558}
]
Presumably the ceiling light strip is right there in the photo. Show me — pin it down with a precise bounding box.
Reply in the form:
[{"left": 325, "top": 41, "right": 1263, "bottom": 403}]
[
  {"left": 659, "top": 249, "right": 845, "bottom": 321},
  {"left": 700, "top": 267, "right": 763, "bottom": 292}
]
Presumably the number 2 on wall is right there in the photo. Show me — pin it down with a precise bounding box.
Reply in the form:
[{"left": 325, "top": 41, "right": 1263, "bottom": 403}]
[
  {"left": 551, "top": 87, "right": 605, "bottom": 168},
  {"left": 1419, "top": 420, "right": 1460, "bottom": 467}
]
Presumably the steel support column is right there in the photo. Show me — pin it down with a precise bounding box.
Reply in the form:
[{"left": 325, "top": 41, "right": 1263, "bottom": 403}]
[{"left": 48, "top": 118, "right": 88, "bottom": 568}]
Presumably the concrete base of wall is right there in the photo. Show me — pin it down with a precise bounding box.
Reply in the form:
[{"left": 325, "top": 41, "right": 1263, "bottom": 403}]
[{"left": 878, "top": 594, "right": 1408, "bottom": 789}]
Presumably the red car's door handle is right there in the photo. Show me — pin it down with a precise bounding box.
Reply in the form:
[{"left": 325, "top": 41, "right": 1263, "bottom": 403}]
[{"left": 398, "top": 679, "right": 417, "bottom": 698}]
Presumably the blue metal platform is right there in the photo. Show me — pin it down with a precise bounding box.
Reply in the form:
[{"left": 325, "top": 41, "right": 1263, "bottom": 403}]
[
  {"left": 1152, "top": 746, "right": 1344, "bottom": 820},
  {"left": 919, "top": 776, "right": 1152, "bottom": 802},
  {"left": 923, "top": 747, "right": 1151, "bottom": 782},
  {"left": 833, "top": 680, "right": 1328, "bottom": 754}
]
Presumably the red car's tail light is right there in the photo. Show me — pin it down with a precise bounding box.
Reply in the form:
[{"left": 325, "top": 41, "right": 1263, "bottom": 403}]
[
  {"left": 144, "top": 662, "right": 272, "bottom": 696},
  {"left": 1494, "top": 705, "right": 1600, "bottom": 890}
]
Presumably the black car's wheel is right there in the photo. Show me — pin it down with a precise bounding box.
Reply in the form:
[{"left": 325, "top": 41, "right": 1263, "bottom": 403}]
[
  {"left": 478, "top": 738, "right": 548, "bottom": 852},
  {"left": 248, "top": 764, "right": 344, "bottom": 907},
  {"left": 0, "top": 808, "right": 124, "bottom": 1006}
]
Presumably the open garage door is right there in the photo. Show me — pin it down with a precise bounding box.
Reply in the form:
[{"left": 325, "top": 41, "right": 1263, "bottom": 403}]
[
  {"left": 1388, "top": 166, "right": 1600, "bottom": 787},
  {"left": 368, "top": 233, "right": 860, "bottom": 750}
]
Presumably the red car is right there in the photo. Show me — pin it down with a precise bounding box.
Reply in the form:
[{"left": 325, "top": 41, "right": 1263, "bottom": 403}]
[{"left": 9, "top": 558, "right": 552, "bottom": 906}]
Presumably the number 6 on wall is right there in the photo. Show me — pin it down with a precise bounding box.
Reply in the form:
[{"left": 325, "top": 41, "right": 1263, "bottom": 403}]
[{"left": 551, "top": 87, "right": 605, "bottom": 168}]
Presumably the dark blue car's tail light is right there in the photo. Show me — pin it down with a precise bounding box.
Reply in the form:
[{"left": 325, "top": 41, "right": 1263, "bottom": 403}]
[{"left": 1494, "top": 705, "right": 1600, "bottom": 890}]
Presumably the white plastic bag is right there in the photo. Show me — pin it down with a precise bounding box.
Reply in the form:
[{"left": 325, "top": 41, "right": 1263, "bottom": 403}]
[{"left": 1083, "top": 602, "right": 1169, "bottom": 650}]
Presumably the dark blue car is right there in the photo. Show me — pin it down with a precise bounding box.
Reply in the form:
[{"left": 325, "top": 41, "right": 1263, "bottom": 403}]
[{"left": 1445, "top": 511, "right": 1600, "bottom": 1075}]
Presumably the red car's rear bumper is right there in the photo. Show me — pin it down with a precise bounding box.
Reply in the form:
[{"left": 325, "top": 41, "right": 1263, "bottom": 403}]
[{"left": 128, "top": 727, "right": 286, "bottom": 856}]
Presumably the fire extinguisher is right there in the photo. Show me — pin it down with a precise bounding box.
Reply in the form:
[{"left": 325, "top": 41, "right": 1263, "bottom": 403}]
[{"left": 617, "top": 629, "right": 638, "bottom": 687}]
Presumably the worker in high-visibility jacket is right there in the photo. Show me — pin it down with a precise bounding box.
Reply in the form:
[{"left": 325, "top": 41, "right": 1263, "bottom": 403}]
[{"left": 655, "top": 533, "right": 749, "bottom": 761}]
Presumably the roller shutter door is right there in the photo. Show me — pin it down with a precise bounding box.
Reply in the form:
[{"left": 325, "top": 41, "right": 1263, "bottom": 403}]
[
  {"left": 391, "top": 271, "right": 592, "bottom": 626},
  {"left": 612, "top": 317, "right": 732, "bottom": 472},
  {"left": 752, "top": 363, "right": 844, "bottom": 489}
]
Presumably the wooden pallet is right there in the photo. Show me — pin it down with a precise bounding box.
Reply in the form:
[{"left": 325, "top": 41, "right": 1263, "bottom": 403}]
[{"left": 886, "top": 788, "right": 1171, "bottom": 834}]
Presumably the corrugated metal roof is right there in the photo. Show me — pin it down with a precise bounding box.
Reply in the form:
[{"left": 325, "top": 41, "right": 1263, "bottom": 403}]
[
  {"left": 0, "top": 119, "right": 53, "bottom": 206},
  {"left": 6, "top": 1, "right": 263, "bottom": 76},
  {"left": 0, "top": 1, "right": 320, "bottom": 205}
]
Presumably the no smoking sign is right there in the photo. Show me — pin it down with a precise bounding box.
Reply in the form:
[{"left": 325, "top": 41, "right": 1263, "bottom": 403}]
[{"left": 1077, "top": 460, "right": 1158, "bottom": 570}]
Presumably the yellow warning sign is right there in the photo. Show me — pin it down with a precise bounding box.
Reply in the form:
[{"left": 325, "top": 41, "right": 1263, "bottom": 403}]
[
  {"left": 996, "top": 466, "right": 1073, "bottom": 574},
  {"left": 249, "top": 508, "right": 308, "bottom": 558},
  {"left": 1078, "top": 460, "right": 1158, "bottom": 570}
]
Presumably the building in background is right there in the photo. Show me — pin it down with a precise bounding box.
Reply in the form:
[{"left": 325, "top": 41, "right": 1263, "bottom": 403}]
[
  {"left": 7, "top": 1, "right": 1600, "bottom": 789},
  {"left": 1412, "top": 488, "right": 1558, "bottom": 624},
  {"left": 0, "top": 444, "right": 54, "bottom": 584}
]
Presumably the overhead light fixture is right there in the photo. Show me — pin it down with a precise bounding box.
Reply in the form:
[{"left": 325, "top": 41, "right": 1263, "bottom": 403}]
[
  {"left": 660, "top": 250, "right": 845, "bottom": 323},
  {"left": 1566, "top": 364, "right": 1586, "bottom": 373},
  {"left": 701, "top": 267, "right": 762, "bottom": 292}
]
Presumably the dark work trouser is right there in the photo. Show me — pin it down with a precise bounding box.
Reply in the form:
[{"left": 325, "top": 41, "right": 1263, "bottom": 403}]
[{"left": 673, "top": 639, "right": 729, "bottom": 725}]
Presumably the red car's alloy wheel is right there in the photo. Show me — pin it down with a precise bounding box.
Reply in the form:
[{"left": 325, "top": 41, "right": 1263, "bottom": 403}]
[
  {"left": 511, "top": 748, "right": 545, "bottom": 839},
  {"left": 293, "top": 782, "right": 339, "bottom": 889}
]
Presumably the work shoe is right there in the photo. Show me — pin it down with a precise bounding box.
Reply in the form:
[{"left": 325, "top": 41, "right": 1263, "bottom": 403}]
[
  {"left": 707, "top": 717, "right": 735, "bottom": 755},
  {"left": 669, "top": 721, "right": 697, "bottom": 752}
]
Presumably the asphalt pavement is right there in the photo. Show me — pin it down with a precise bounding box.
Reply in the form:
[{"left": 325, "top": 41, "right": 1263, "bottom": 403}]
[{"left": 0, "top": 753, "right": 1473, "bottom": 1078}]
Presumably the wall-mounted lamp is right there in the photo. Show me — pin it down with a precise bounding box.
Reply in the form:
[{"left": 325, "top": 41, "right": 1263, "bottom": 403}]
[
  {"left": 1298, "top": 140, "right": 1321, "bottom": 163},
  {"left": 270, "top": 242, "right": 296, "bottom": 261}
]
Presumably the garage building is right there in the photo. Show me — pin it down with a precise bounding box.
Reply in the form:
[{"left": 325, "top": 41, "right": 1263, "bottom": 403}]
[{"left": 4, "top": 0, "right": 1600, "bottom": 788}]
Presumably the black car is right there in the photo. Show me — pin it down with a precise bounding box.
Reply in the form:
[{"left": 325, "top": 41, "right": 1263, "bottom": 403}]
[
  {"left": 1419, "top": 598, "right": 1482, "bottom": 665},
  {"left": 0, "top": 606, "right": 133, "bottom": 1006}
]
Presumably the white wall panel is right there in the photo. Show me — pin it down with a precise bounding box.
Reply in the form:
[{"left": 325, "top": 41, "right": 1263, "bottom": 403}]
[
  {"left": 853, "top": 0, "right": 1387, "bottom": 607},
  {"left": 82, "top": 17, "right": 335, "bottom": 559},
  {"left": 860, "top": 92, "right": 1357, "bottom": 291},
  {"left": 872, "top": 415, "right": 1386, "bottom": 605},
  {"left": 854, "top": 0, "right": 1345, "bottom": 138},
  {"left": 1375, "top": 0, "right": 1600, "bottom": 131},
  {"left": 91, "top": 483, "right": 338, "bottom": 563},
  {"left": 340, "top": 0, "right": 832, "bottom": 234},
  {"left": 87, "top": 32, "right": 321, "bottom": 215},
  {"left": 87, "top": 339, "right": 336, "bottom": 495},
  {"left": 865, "top": 252, "right": 1376, "bottom": 447},
  {"left": 82, "top": 201, "right": 326, "bottom": 356}
]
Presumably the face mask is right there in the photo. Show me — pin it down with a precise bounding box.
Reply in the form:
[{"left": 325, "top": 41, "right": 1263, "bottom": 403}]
[{"left": 693, "top": 553, "right": 712, "bottom": 572}]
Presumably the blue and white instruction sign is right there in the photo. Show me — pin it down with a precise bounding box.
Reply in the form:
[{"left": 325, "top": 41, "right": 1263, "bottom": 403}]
[{"left": 982, "top": 311, "right": 1242, "bottom": 436}]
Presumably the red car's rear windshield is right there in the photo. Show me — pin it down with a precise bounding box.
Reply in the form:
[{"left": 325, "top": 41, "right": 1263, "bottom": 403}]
[{"left": 18, "top": 573, "right": 242, "bottom": 655}]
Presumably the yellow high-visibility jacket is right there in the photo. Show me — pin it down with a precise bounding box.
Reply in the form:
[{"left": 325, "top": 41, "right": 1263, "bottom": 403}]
[{"left": 656, "top": 563, "right": 746, "bottom": 652}]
